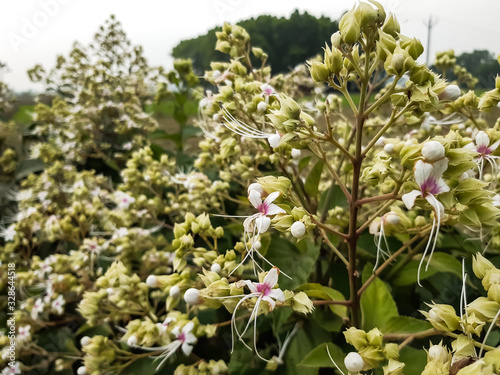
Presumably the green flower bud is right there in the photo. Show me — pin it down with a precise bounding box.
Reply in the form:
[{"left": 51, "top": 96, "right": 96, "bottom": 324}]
[
  {"left": 382, "top": 14, "right": 400, "bottom": 36},
  {"left": 466, "top": 297, "right": 500, "bottom": 321},
  {"left": 356, "top": 2, "right": 378, "bottom": 28},
  {"left": 344, "top": 327, "right": 368, "bottom": 350},
  {"left": 366, "top": 328, "right": 383, "bottom": 347},
  {"left": 383, "top": 343, "right": 399, "bottom": 360},
  {"left": 324, "top": 45, "right": 344, "bottom": 75},
  {"left": 484, "top": 348, "right": 500, "bottom": 371},
  {"left": 331, "top": 31, "right": 342, "bottom": 49},
  {"left": 383, "top": 358, "right": 405, "bottom": 375},
  {"left": 359, "top": 345, "right": 385, "bottom": 370},
  {"left": 292, "top": 292, "right": 314, "bottom": 314},
  {"left": 308, "top": 60, "right": 330, "bottom": 82},
  {"left": 401, "top": 37, "right": 424, "bottom": 60},
  {"left": 483, "top": 269, "right": 500, "bottom": 291},
  {"left": 339, "top": 7, "right": 361, "bottom": 44},
  {"left": 421, "top": 303, "right": 460, "bottom": 331}
]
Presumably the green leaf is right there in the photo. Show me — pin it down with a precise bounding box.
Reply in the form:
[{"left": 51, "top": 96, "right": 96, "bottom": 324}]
[
  {"left": 298, "top": 342, "right": 347, "bottom": 373},
  {"left": 392, "top": 252, "right": 463, "bottom": 286},
  {"left": 266, "top": 237, "right": 320, "bottom": 290},
  {"left": 182, "top": 125, "right": 202, "bottom": 141},
  {"left": 298, "top": 156, "right": 311, "bottom": 172},
  {"left": 360, "top": 277, "right": 398, "bottom": 330},
  {"left": 399, "top": 346, "right": 427, "bottom": 374},
  {"left": 297, "top": 283, "right": 347, "bottom": 318},
  {"left": 380, "top": 316, "right": 432, "bottom": 334},
  {"left": 304, "top": 160, "right": 323, "bottom": 197}
]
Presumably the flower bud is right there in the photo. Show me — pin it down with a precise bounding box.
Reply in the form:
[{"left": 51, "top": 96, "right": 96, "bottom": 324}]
[
  {"left": 345, "top": 352, "right": 364, "bottom": 372},
  {"left": 384, "top": 143, "right": 395, "bottom": 154},
  {"left": 308, "top": 61, "right": 330, "bottom": 82},
  {"left": 339, "top": 7, "right": 361, "bottom": 44},
  {"left": 268, "top": 133, "right": 281, "bottom": 149},
  {"left": 146, "top": 275, "right": 157, "bottom": 288},
  {"left": 292, "top": 291, "right": 314, "bottom": 314},
  {"left": 428, "top": 344, "right": 449, "bottom": 362},
  {"left": 382, "top": 14, "right": 400, "bottom": 36},
  {"left": 438, "top": 85, "right": 461, "bottom": 101},
  {"left": 211, "top": 263, "right": 222, "bottom": 274},
  {"left": 383, "top": 343, "right": 399, "bottom": 360},
  {"left": 367, "top": 328, "right": 383, "bottom": 347},
  {"left": 331, "top": 31, "right": 342, "bottom": 49},
  {"left": 383, "top": 358, "right": 405, "bottom": 375},
  {"left": 421, "top": 141, "right": 445, "bottom": 162},
  {"left": 279, "top": 96, "right": 302, "bottom": 119},
  {"left": 77, "top": 367, "right": 87, "bottom": 375},
  {"left": 127, "top": 335, "right": 138, "bottom": 346},
  {"left": 291, "top": 148, "right": 301, "bottom": 159},
  {"left": 324, "top": 45, "right": 344, "bottom": 75},
  {"left": 472, "top": 252, "right": 496, "bottom": 279},
  {"left": 422, "top": 303, "right": 460, "bottom": 331},
  {"left": 356, "top": 2, "right": 378, "bottom": 27},
  {"left": 184, "top": 288, "right": 201, "bottom": 305},
  {"left": 253, "top": 240, "right": 262, "bottom": 250},
  {"left": 169, "top": 285, "right": 181, "bottom": 298},
  {"left": 257, "top": 101, "right": 267, "bottom": 112},
  {"left": 290, "top": 221, "right": 306, "bottom": 238},
  {"left": 385, "top": 212, "right": 400, "bottom": 225},
  {"left": 482, "top": 269, "right": 500, "bottom": 291},
  {"left": 80, "top": 336, "right": 91, "bottom": 347},
  {"left": 344, "top": 327, "right": 368, "bottom": 350},
  {"left": 484, "top": 348, "right": 500, "bottom": 370},
  {"left": 466, "top": 297, "right": 500, "bottom": 321}
]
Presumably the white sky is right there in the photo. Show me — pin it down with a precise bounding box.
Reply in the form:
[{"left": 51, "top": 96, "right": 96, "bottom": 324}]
[{"left": 1, "top": 0, "right": 499, "bottom": 92}]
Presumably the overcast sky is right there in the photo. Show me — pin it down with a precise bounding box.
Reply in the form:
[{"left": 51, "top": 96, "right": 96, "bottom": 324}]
[{"left": 1, "top": 0, "right": 499, "bottom": 92}]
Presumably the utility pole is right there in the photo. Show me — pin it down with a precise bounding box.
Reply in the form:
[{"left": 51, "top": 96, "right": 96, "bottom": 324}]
[{"left": 424, "top": 15, "right": 437, "bottom": 65}]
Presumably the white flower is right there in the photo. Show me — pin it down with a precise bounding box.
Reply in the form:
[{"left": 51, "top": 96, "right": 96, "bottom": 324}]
[
  {"left": 369, "top": 211, "right": 400, "bottom": 272},
  {"left": 76, "top": 366, "right": 87, "bottom": 375},
  {"left": 344, "top": 352, "right": 364, "bottom": 372},
  {"left": 1, "top": 224, "right": 16, "bottom": 242},
  {"left": 80, "top": 336, "right": 91, "bottom": 347},
  {"left": 184, "top": 288, "right": 200, "bottom": 305},
  {"left": 402, "top": 159, "right": 450, "bottom": 285},
  {"left": 247, "top": 183, "right": 264, "bottom": 195},
  {"left": 245, "top": 191, "right": 285, "bottom": 234},
  {"left": 422, "top": 141, "right": 445, "bottom": 162},
  {"left": 464, "top": 131, "right": 500, "bottom": 180},
  {"left": 18, "top": 325, "right": 31, "bottom": 343},
  {"left": 51, "top": 295, "right": 65, "bottom": 315},
  {"left": 114, "top": 191, "right": 135, "bottom": 209},
  {"left": 231, "top": 267, "right": 285, "bottom": 361},
  {"left": 260, "top": 83, "right": 276, "bottom": 103},
  {"left": 428, "top": 344, "right": 449, "bottom": 362},
  {"left": 31, "top": 298, "right": 44, "bottom": 320},
  {"left": 2, "top": 361, "right": 22, "bottom": 375},
  {"left": 290, "top": 221, "right": 306, "bottom": 238}
]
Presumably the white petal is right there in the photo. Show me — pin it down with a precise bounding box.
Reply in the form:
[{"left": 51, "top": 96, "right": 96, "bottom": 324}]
[
  {"left": 263, "top": 267, "right": 279, "bottom": 287},
  {"left": 425, "top": 195, "right": 444, "bottom": 216},
  {"left": 402, "top": 190, "right": 421, "bottom": 210},
  {"left": 181, "top": 342, "right": 193, "bottom": 356},
  {"left": 184, "top": 332, "right": 197, "bottom": 344},
  {"left": 430, "top": 158, "right": 449, "bottom": 179},
  {"left": 463, "top": 142, "right": 476, "bottom": 151},
  {"left": 475, "top": 131, "right": 489, "bottom": 147},
  {"left": 414, "top": 160, "right": 433, "bottom": 186},
  {"left": 264, "top": 191, "right": 280, "bottom": 205},
  {"left": 435, "top": 177, "right": 450, "bottom": 193},
  {"left": 490, "top": 140, "right": 500, "bottom": 152},
  {"left": 255, "top": 216, "right": 271, "bottom": 233},
  {"left": 182, "top": 321, "right": 194, "bottom": 334},
  {"left": 172, "top": 326, "right": 180, "bottom": 336},
  {"left": 248, "top": 190, "right": 262, "bottom": 209},
  {"left": 263, "top": 296, "right": 276, "bottom": 310},
  {"left": 269, "top": 288, "right": 285, "bottom": 302},
  {"left": 243, "top": 280, "right": 258, "bottom": 293},
  {"left": 266, "top": 203, "right": 286, "bottom": 216}
]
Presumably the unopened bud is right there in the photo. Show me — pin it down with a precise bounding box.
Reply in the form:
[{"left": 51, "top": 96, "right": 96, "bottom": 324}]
[
  {"left": 345, "top": 352, "right": 364, "bottom": 372},
  {"left": 80, "top": 336, "right": 91, "bottom": 347},
  {"left": 428, "top": 344, "right": 449, "bottom": 362},
  {"left": 385, "top": 212, "right": 400, "bottom": 225},
  {"left": 77, "top": 367, "right": 87, "bottom": 375},
  {"left": 211, "top": 263, "right": 222, "bottom": 274},
  {"left": 308, "top": 61, "right": 330, "bottom": 82},
  {"left": 268, "top": 133, "right": 281, "bottom": 149},
  {"left": 473, "top": 253, "right": 496, "bottom": 279},
  {"left": 291, "top": 148, "right": 301, "bottom": 159},
  {"left": 438, "top": 85, "right": 461, "bottom": 101},
  {"left": 169, "top": 285, "right": 181, "bottom": 298},
  {"left": 257, "top": 101, "right": 267, "bottom": 112},
  {"left": 184, "top": 288, "right": 201, "bottom": 305},
  {"left": 290, "top": 221, "right": 306, "bottom": 238},
  {"left": 127, "top": 335, "right": 138, "bottom": 346},
  {"left": 146, "top": 275, "right": 157, "bottom": 288},
  {"left": 421, "top": 141, "right": 445, "bottom": 162}
]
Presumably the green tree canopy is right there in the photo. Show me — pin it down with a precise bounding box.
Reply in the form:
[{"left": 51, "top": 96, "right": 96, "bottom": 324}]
[{"left": 172, "top": 10, "right": 339, "bottom": 75}]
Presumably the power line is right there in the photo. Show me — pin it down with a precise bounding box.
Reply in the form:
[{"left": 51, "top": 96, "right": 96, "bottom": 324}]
[{"left": 423, "top": 15, "right": 438, "bottom": 65}]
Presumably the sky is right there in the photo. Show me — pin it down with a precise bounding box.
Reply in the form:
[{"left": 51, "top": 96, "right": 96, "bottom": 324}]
[{"left": 1, "top": 0, "right": 499, "bottom": 92}]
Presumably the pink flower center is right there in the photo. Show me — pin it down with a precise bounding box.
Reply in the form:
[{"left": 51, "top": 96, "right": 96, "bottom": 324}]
[
  {"left": 263, "top": 88, "right": 273, "bottom": 96},
  {"left": 255, "top": 283, "right": 271, "bottom": 296},
  {"left": 477, "top": 144, "right": 491, "bottom": 155},
  {"left": 178, "top": 332, "right": 186, "bottom": 342},
  {"left": 420, "top": 177, "right": 441, "bottom": 196},
  {"left": 257, "top": 202, "right": 269, "bottom": 215}
]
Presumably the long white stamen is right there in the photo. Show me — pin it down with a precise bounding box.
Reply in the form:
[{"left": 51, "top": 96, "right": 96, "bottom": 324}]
[
  {"left": 478, "top": 307, "right": 500, "bottom": 358},
  {"left": 220, "top": 105, "right": 270, "bottom": 138},
  {"left": 417, "top": 212, "right": 436, "bottom": 286},
  {"left": 326, "top": 345, "right": 346, "bottom": 375},
  {"left": 425, "top": 195, "right": 442, "bottom": 271}
]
